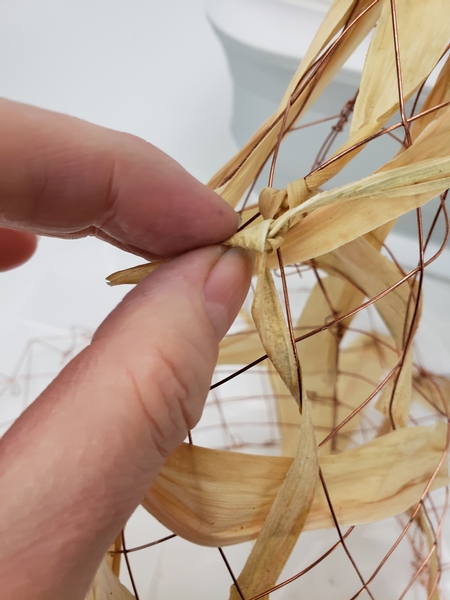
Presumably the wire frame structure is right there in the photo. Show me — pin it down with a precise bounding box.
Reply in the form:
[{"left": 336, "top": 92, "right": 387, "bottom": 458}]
[{"left": 5, "top": 0, "right": 450, "bottom": 599}]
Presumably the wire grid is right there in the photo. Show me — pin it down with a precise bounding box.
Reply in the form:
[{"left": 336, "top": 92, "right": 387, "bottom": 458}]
[
  {"left": 1, "top": 1, "right": 450, "bottom": 598},
  {"left": 118, "top": 3, "right": 450, "bottom": 594}
]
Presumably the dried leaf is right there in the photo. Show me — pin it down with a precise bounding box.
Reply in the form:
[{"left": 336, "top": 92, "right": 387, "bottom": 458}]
[
  {"left": 409, "top": 507, "right": 441, "bottom": 600},
  {"left": 229, "top": 399, "right": 318, "bottom": 600},
  {"left": 105, "top": 536, "right": 122, "bottom": 578},
  {"left": 295, "top": 276, "right": 363, "bottom": 454},
  {"left": 87, "top": 559, "right": 135, "bottom": 600},
  {"left": 142, "top": 424, "right": 448, "bottom": 547},
  {"left": 375, "top": 347, "right": 414, "bottom": 427},
  {"left": 334, "top": 334, "right": 398, "bottom": 451},
  {"left": 259, "top": 106, "right": 450, "bottom": 270},
  {"left": 263, "top": 154, "right": 450, "bottom": 266},
  {"left": 106, "top": 260, "right": 168, "bottom": 286},
  {"left": 350, "top": 0, "right": 450, "bottom": 137},
  {"left": 268, "top": 366, "right": 301, "bottom": 457},
  {"left": 306, "top": 0, "right": 450, "bottom": 190},
  {"left": 413, "top": 371, "right": 450, "bottom": 414},
  {"left": 278, "top": 156, "right": 450, "bottom": 221},
  {"left": 252, "top": 252, "right": 301, "bottom": 404},
  {"left": 411, "top": 54, "right": 450, "bottom": 141}
]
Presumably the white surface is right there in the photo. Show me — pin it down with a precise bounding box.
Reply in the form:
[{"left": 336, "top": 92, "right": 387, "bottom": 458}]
[{"left": 0, "top": 0, "right": 237, "bottom": 181}]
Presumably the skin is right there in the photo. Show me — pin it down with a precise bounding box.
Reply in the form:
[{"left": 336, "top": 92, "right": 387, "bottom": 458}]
[{"left": 0, "top": 99, "right": 253, "bottom": 600}]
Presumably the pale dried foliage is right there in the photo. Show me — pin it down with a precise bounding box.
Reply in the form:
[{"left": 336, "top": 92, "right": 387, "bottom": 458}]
[{"left": 97, "top": 0, "right": 450, "bottom": 598}]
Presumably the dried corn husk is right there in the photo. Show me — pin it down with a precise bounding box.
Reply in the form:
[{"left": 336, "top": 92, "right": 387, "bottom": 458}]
[
  {"left": 245, "top": 155, "right": 450, "bottom": 268},
  {"left": 229, "top": 399, "right": 318, "bottom": 600},
  {"left": 87, "top": 558, "right": 134, "bottom": 600},
  {"left": 292, "top": 276, "right": 363, "bottom": 454},
  {"left": 411, "top": 54, "right": 450, "bottom": 141},
  {"left": 413, "top": 372, "right": 450, "bottom": 414},
  {"left": 350, "top": 0, "right": 449, "bottom": 137},
  {"left": 375, "top": 349, "right": 414, "bottom": 426},
  {"left": 410, "top": 507, "right": 441, "bottom": 600},
  {"left": 314, "top": 238, "right": 419, "bottom": 425},
  {"left": 334, "top": 334, "right": 398, "bottom": 451},
  {"left": 251, "top": 252, "right": 302, "bottom": 404},
  {"left": 143, "top": 423, "right": 448, "bottom": 547},
  {"left": 107, "top": 260, "right": 167, "bottom": 286}
]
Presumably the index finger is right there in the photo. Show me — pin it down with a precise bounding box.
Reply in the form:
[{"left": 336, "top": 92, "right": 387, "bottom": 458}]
[{"left": 0, "top": 99, "right": 238, "bottom": 258}]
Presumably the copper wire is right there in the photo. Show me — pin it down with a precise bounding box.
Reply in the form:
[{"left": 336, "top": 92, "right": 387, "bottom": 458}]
[
  {"left": 219, "top": 547, "right": 246, "bottom": 600},
  {"left": 249, "top": 528, "right": 354, "bottom": 600},
  {"left": 319, "top": 468, "right": 376, "bottom": 600},
  {"left": 5, "top": 2, "right": 450, "bottom": 595},
  {"left": 121, "top": 530, "right": 141, "bottom": 600},
  {"left": 390, "top": 0, "right": 413, "bottom": 147}
]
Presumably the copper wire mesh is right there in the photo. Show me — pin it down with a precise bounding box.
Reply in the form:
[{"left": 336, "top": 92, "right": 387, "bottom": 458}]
[
  {"left": 2, "top": 1, "right": 450, "bottom": 598},
  {"left": 115, "top": 3, "right": 450, "bottom": 594}
]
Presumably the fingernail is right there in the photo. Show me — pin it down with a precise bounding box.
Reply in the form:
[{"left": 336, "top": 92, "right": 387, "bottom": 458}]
[{"left": 203, "top": 247, "right": 254, "bottom": 340}]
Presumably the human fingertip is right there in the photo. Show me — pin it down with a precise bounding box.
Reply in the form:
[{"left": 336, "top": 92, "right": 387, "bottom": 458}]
[{"left": 203, "top": 246, "right": 254, "bottom": 341}]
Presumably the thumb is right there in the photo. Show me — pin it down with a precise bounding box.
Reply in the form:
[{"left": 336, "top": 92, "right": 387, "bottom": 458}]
[{"left": 0, "top": 245, "right": 253, "bottom": 600}]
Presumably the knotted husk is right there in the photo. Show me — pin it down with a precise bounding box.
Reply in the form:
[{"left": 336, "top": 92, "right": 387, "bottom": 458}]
[{"left": 143, "top": 423, "right": 448, "bottom": 547}]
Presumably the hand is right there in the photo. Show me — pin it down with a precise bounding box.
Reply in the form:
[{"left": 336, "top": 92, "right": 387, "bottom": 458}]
[{"left": 0, "top": 99, "right": 253, "bottom": 600}]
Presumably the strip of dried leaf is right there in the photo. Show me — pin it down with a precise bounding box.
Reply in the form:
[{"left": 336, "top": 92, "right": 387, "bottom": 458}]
[
  {"left": 229, "top": 399, "right": 318, "bottom": 600},
  {"left": 262, "top": 154, "right": 450, "bottom": 266},
  {"left": 334, "top": 334, "right": 398, "bottom": 451},
  {"left": 105, "top": 535, "right": 122, "bottom": 578},
  {"left": 252, "top": 252, "right": 301, "bottom": 404},
  {"left": 268, "top": 367, "right": 301, "bottom": 457},
  {"left": 375, "top": 348, "right": 414, "bottom": 427},
  {"left": 409, "top": 507, "right": 441, "bottom": 600},
  {"left": 411, "top": 54, "right": 450, "bottom": 141},
  {"left": 313, "top": 238, "right": 419, "bottom": 425},
  {"left": 294, "top": 276, "right": 363, "bottom": 454},
  {"left": 306, "top": 0, "right": 450, "bottom": 191},
  {"left": 413, "top": 372, "right": 450, "bottom": 414},
  {"left": 277, "top": 156, "right": 450, "bottom": 222},
  {"left": 142, "top": 423, "right": 448, "bottom": 547},
  {"left": 350, "top": 0, "right": 450, "bottom": 137},
  {"left": 107, "top": 261, "right": 167, "bottom": 286},
  {"left": 87, "top": 559, "right": 135, "bottom": 600}
]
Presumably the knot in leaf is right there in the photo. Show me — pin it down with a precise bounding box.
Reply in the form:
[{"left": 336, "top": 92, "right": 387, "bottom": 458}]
[{"left": 225, "top": 218, "right": 288, "bottom": 254}]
